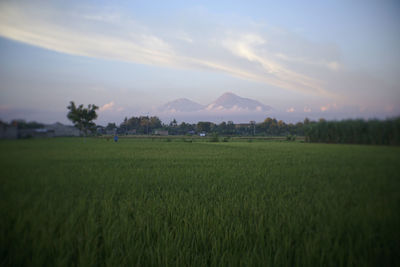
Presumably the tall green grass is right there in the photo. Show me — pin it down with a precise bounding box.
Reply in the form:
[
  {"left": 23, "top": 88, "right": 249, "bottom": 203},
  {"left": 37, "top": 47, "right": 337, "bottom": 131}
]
[{"left": 0, "top": 138, "right": 399, "bottom": 266}]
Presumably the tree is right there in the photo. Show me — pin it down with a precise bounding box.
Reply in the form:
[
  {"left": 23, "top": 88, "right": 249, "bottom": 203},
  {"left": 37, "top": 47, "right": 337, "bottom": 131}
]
[
  {"left": 150, "top": 116, "right": 162, "bottom": 129},
  {"left": 67, "top": 101, "right": 98, "bottom": 136},
  {"left": 10, "top": 119, "right": 44, "bottom": 129},
  {"left": 106, "top": 123, "right": 117, "bottom": 131},
  {"left": 227, "top": 121, "right": 236, "bottom": 135},
  {"left": 169, "top": 118, "right": 178, "bottom": 127},
  {"left": 250, "top": 121, "right": 256, "bottom": 135},
  {"left": 197, "top": 121, "right": 212, "bottom": 133}
]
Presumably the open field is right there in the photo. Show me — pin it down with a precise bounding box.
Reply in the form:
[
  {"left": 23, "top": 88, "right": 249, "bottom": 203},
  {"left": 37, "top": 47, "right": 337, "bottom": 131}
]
[{"left": 0, "top": 138, "right": 399, "bottom": 266}]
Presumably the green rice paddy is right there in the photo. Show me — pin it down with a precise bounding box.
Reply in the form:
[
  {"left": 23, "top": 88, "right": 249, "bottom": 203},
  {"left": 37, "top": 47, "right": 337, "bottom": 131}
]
[{"left": 0, "top": 138, "right": 399, "bottom": 266}]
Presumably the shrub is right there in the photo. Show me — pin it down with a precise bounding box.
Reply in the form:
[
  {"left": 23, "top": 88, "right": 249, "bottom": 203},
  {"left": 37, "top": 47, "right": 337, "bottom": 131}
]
[
  {"left": 286, "top": 135, "right": 296, "bottom": 141},
  {"left": 209, "top": 133, "right": 219, "bottom": 142}
]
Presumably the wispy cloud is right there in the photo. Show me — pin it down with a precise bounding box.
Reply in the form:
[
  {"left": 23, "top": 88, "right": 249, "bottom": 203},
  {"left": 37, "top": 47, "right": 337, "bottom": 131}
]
[
  {"left": 176, "top": 32, "right": 193, "bottom": 43},
  {"left": 222, "top": 34, "right": 329, "bottom": 95},
  {"left": 275, "top": 53, "right": 341, "bottom": 71},
  {"left": 0, "top": 2, "right": 176, "bottom": 66},
  {"left": 0, "top": 1, "right": 343, "bottom": 98}
]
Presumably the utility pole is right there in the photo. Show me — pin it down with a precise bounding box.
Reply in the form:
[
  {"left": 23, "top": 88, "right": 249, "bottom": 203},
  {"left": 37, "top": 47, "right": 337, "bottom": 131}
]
[
  {"left": 250, "top": 120, "right": 256, "bottom": 136},
  {"left": 146, "top": 112, "right": 149, "bottom": 135}
]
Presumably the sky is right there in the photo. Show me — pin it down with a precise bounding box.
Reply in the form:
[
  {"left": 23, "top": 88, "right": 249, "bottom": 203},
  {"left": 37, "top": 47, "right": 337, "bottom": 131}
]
[{"left": 0, "top": 0, "right": 399, "bottom": 125}]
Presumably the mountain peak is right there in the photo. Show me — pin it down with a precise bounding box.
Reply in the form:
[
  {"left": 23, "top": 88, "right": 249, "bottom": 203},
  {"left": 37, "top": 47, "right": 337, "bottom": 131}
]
[
  {"left": 206, "top": 92, "right": 272, "bottom": 112},
  {"left": 158, "top": 98, "right": 204, "bottom": 113},
  {"left": 217, "top": 92, "right": 239, "bottom": 99},
  {"left": 221, "top": 92, "right": 237, "bottom": 96}
]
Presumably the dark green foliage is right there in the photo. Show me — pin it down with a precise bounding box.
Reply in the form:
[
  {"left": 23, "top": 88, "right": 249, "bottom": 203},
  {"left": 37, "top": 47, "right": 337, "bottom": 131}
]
[
  {"left": 209, "top": 132, "right": 219, "bottom": 142},
  {"left": 165, "top": 120, "right": 197, "bottom": 135},
  {"left": 105, "top": 116, "right": 398, "bottom": 144},
  {"left": 208, "top": 118, "right": 303, "bottom": 136},
  {"left": 0, "top": 139, "right": 399, "bottom": 266},
  {"left": 222, "top": 136, "right": 230, "bottom": 142},
  {"left": 197, "top": 121, "right": 212, "bottom": 133},
  {"left": 286, "top": 134, "right": 296, "bottom": 141},
  {"left": 119, "top": 116, "right": 162, "bottom": 134},
  {"left": 304, "top": 117, "right": 400, "bottom": 145},
  {"left": 67, "top": 101, "right": 98, "bottom": 135},
  {"left": 105, "top": 123, "right": 117, "bottom": 131},
  {"left": 10, "top": 119, "right": 44, "bottom": 129}
]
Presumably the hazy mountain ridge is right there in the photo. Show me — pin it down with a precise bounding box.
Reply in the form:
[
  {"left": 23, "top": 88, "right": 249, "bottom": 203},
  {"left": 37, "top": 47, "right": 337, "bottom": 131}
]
[
  {"left": 159, "top": 92, "right": 272, "bottom": 113},
  {"left": 205, "top": 92, "right": 272, "bottom": 112},
  {"left": 158, "top": 98, "right": 205, "bottom": 112}
]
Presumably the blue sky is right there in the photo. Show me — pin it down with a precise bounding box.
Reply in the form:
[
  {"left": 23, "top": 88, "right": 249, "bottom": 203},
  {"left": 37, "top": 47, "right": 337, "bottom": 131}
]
[{"left": 0, "top": 0, "right": 399, "bottom": 124}]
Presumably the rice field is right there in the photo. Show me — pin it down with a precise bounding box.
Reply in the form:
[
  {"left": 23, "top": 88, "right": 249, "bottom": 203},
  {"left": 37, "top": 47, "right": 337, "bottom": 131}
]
[{"left": 0, "top": 138, "right": 399, "bottom": 266}]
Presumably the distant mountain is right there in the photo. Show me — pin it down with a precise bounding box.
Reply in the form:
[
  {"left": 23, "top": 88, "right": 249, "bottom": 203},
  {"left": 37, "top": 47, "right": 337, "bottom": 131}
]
[
  {"left": 158, "top": 92, "right": 272, "bottom": 114},
  {"left": 205, "top": 92, "right": 272, "bottom": 112},
  {"left": 158, "top": 98, "right": 205, "bottom": 112}
]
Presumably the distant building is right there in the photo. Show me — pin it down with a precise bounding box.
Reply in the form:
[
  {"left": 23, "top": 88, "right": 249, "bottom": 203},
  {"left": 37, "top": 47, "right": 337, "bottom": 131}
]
[
  {"left": 0, "top": 122, "right": 17, "bottom": 139},
  {"left": 45, "top": 123, "right": 80, "bottom": 137},
  {"left": 18, "top": 128, "right": 55, "bottom": 138},
  {"left": 235, "top": 123, "right": 251, "bottom": 129},
  {"left": 105, "top": 128, "right": 117, "bottom": 135},
  {"left": 96, "top": 126, "right": 106, "bottom": 135},
  {"left": 154, "top": 129, "right": 168, "bottom": 136},
  {"left": 126, "top": 129, "right": 137, "bottom": 135}
]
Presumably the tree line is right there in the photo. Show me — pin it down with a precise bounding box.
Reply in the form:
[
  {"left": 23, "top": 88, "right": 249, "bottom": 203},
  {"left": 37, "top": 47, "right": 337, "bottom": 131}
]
[
  {"left": 107, "top": 115, "right": 400, "bottom": 146},
  {"left": 4, "top": 101, "right": 399, "bottom": 146},
  {"left": 303, "top": 118, "right": 400, "bottom": 145},
  {"left": 111, "top": 116, "right": 305, "bottom": 136}
]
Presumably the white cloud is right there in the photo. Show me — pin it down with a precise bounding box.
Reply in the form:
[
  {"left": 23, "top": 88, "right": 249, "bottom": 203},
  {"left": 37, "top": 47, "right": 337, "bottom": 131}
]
[
  {"left": 99, "top": 101, "right": 115, "bottom": 112},
  {"left": 0, "top": 1, "right": 341, "bottom": 99},
  {"left": 176, "top": 32, "right": 193, "bottom": 43},
  {"left": 320, "top": 103, "right": 339, "bottom": 112},
  {"left": 327, "top": 61, "right": 340, "bottom": 71},
  {"left": 320, "top": 105, "right": 329, "bottom": 112},
  {"left": 82, "top": 14, "right": 122, "bottom": 23}
]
